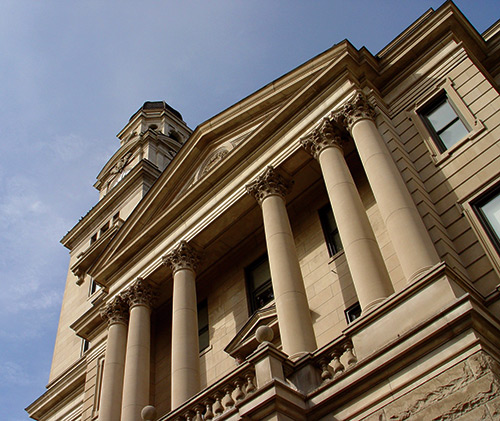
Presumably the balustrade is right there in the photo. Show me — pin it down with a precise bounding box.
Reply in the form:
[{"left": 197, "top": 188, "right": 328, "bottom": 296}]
[
  {"left": 313, "top": 338, "right": 357, "bottom": 384},
  {"left": 158, "top": 363, "right": 256, "bottom": 421}
]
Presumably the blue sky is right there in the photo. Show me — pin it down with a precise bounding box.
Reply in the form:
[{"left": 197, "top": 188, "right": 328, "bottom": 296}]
[{"left": 0, "top": 1, "right": 496, "bottom": 419}]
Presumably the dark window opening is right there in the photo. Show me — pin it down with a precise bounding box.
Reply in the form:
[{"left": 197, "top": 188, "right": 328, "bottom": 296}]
[
  {"left": 198, "top": 299, "right": 209, "bottom": 352},
  {"left": 319, "top": 205, "right": 343, "bottom": 257},
  {"left": 246, "top": 255, "right": 273, "bottom": 314},
  {"left": 419, "top": 93, "right": 468, "bottom": 152},
  {"left": 345, "top": 302, "right": 361, "bottom": 324}
]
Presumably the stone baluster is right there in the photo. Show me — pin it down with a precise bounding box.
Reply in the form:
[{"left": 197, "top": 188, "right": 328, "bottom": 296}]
[
  {"left": 98, "top": 296, "right": 129, "bottom": 421},
  {"left": 339, "top": 92, "right": 440, "bottom": 282},
  {"left": 121, "top": 279, "right": 155, "bottom": 421},
  {"left": 246, "top": 166, "right": 317, "bottom": 358},
  {"left": 163, "top": 241, "right": 202, "bottom": 409},
  {"left": 301, "top": 118, "right": 393, "bottom": 312}
]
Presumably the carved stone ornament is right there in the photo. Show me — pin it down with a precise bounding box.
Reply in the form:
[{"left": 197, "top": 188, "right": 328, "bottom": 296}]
[
  {"left": 245, "top": 166, "right": 293, "bottom": 204},
  {"left": 201, "top": 148, "right": 229, "bottom": 177},
  {"left": 110, "top": 151, "right": 133, "bottom": 175},
  {"left": 340, "top": 92, "right": 376, "bottom": 130},
  {"left": 162, "top": 241, "right": 202, "bottom": 274},
  {"left": 123, "top": 278, "right": 155, "bottom": 309},
  {"left": 300, "top": 117, "right": 348, "bottom": 159},
  {"left": 100, "top": 295, "right": 129, "bottom": 326}
]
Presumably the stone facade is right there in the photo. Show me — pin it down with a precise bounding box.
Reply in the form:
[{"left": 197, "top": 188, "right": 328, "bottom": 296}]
[{"left": 27, "top": 3, "right": 500, "bottom": 421}]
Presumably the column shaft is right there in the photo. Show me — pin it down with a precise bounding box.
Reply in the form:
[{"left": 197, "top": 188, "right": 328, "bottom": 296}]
[
  {"left": 346, "top": 96, "right": 440, "bottom": 281},
  {"left": 261, "top": 194, "right": 318, "bottom": 357},
  {"left": 121, "top": 280, "right": 153, "bottom": 421},
  {"left": 163, "top": 240, "right": 202, "bottom": 409},
  {"left": 99, "top": 324, "right": 127, "bottom": 420},
  {"left": 171, "top": 268, "right": 200, "bottom": 407},
  {"left": 318, "top": 145, "right": 393, "bottom": 310}
]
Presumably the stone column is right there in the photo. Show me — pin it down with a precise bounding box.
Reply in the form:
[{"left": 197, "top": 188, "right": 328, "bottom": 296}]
[
  {"left": 246, "top": 166, "right": 317, "bottom": 358},
  {"left": 98, "top": 296, "right": 129, "bottom": 421},
  {"left": 301, "top": 118, "right": 393, "bottom": 311},
  {"left": 341, "top": 93, "right": 440, "bottom": 282},
  {"left": 121, "top": 279, "right": 155, "bottom": 421},
  {"left": 163, "top": 241, "right": 202, "bottom": 409}
]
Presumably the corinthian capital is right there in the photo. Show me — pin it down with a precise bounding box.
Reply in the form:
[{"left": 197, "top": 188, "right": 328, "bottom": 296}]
[
  {"left": 123, "top": 278, "right": 155, "bottom": 309},
  {"left": 245, "top": 166, "right": 293, "bottom": 204},
  {"left": 300, "top": 117, "right": 348, "bottom": 159},
  {"left": 100, "top": 295, "right": 129, "bottom": 326},
  {"left": 162, "top": 241, "right": 202, "bottom": 274},
  {"left": 340, "top": 92, "right": 376, "bottom": 130}
]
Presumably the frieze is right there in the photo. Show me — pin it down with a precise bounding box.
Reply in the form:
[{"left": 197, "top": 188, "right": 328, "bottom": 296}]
[{"left": 245, "top": 166, "right": 293, "bottom": 204}]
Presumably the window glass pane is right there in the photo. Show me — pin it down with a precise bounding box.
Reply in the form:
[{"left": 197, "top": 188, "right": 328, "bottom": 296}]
[
  {"left": 251, "top": 259, "right": 271, "bottom": 289},
  {"left": 246, "top": 255, "right": 274, "bottom": 313},
  {"left": 481, "top": 192, "right": 500, "bottom": 242},
  {"left": 198, "top": 300, "right": 209, "bottom": 351},
  {"left": 439, "top": 119, "right": 468, "bottom": 150},
  {"left": 426, "top": 100, "right": 457, "bottom": 132}
]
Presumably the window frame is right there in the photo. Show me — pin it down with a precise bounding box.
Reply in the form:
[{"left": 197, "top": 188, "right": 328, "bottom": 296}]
[
  {"left": 409, "top": 78, "right": 484, "bottom": 164},
  {"left": 461, "top": 178, "right": 500, "bottom": 278},
  {"left": 245, "top": 254, "right": 274, "bottom": 314}
]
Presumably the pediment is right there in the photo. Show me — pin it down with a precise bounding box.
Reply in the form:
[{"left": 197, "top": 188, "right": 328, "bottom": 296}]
[
  {"left": 224, "top": 304, "right": 280, "bottom": 362},
  {"left": 89, "top": 42, "right": 359, "bottom": 283}
]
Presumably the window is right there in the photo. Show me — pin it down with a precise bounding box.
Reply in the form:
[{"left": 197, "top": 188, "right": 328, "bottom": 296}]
[
  {"left": 89, "top": 278, "right": 101, "bottom": 296},
  {"left": 473, "top": 184, "right": 500, "bottom": 254},
  {"left": 319, "top": 205, "right": 343, "bottom": 257},
  {"left": 100, "top": 222, "right": 110, "bottom": 236},
  {"left": 345, "top": 302, "right": 361, "bottom": 324},
  {"left": 246, "top": 255, "right": 273, "bottom": 313},
  {"left": 90, "top": 233, "right": 97, "bottom": 245},
  {"left": 419, "top": 93, "right": 468, "bottom": 152},
  {"left": 81, "top": 339, "right": 90, "bottom": 356},
  {"left": 198, "top": 300, "right": 209, "bottom": 352}
]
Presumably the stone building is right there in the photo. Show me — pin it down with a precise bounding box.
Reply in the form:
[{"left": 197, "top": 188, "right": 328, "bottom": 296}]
[{"left": 27, "top": 2, "right": 500, "bottom": 420}]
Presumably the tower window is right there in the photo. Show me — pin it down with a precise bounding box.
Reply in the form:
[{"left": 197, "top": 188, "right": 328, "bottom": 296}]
[
  {"left": 246, "top": 255, "right": 273, "bottom": 314},
  {"left": 319, "top": 205, "right": 343, "bottom": 257},
  {"left": 419, "top": 93, "right": 468, "bottom": 152}
]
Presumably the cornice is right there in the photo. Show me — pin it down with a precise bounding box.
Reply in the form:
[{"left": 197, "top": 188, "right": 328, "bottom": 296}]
[{"left": 70, "top": 302, "right": 106, "bottom": 341}]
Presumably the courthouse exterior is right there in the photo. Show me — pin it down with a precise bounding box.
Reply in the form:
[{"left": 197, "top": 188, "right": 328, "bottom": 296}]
[{"left": 27, "top": 2, "right": 500, "bottom": 420}]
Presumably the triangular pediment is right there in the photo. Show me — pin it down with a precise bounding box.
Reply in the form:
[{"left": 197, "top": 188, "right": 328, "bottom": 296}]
[
  {"left": 224, "top": 305, "right": 280, "bottom": 362},
  {"left": 89, "top": 41, "right": 370, "bottom": 283}
]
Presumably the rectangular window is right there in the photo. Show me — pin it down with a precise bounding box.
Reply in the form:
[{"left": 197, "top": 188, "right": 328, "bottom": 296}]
[
  {"left": 345, "top": 302, "right": 361, "bottom": 324},
  {"left": 419, "top": 93, "right": 468, "bottom": 152},
  {"left": 81, "top": 339, "right": 90, "bottom": 356},
  {"left": 89, "top": 278, "right": 101, "bottom": 296},
  {"left": 473, "top": 184, "right": 500, "bottom": 254},
  {"left": 246, "top": 254, "right": 273, "bottom": 313},
  {"left": 319, "top": 205, "right": 343, "bottom": 257},
  {"left": 100, "top": 222, "right": 110, "bottom": 236},
  {"left": 90, "top": 233, "right": 97, "bottom": 245},
  {"left": 198, "top": 300, "right": 209, "bottom": 352}
]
